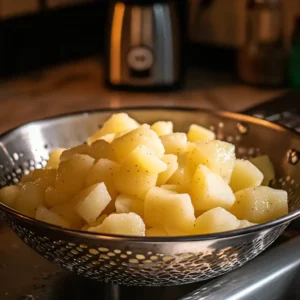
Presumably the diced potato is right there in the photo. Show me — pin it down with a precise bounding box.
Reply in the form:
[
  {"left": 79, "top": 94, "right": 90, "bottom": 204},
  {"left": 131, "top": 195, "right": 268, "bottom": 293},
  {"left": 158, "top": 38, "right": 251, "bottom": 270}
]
[
  {"left": 82, "top": 214, "right": 107, "bottom": 231},
  {"left": 20, "top": 169, "right": 52, "bottom": 184},
  {"left": 144, "top": 187, "right": 195, "bottom": 234},
  {"left": 85, "top": 158, "right": 119, "bottom": 199},
  {"left": 187, "top": 124, "right": 215, "bottom": 142},
  {"left": 60, "top": 144, "right": 92, "bottom": 162},
  {"left": 15, "top": 183, "right": 45, "bottom": 217},
  {"left": 250, "top": 155, "right": 275, "bottom": 186},
  {"left": 161, "top": 184, "right": 186, "bottom": 193},
  {"left": 51, "top": 201, "right": 84, "bottom": 229},
  {"left": 0, "top": 185, "right": 20, "bottom": 208},
  {"left": 157, "top": 154, "right": 178, "bottom": 186},
  {"left": 114, "top": 129, "right": 133, "bottom": 139},
  {"left": 34, "top": 169, "right": 56, "bottom": 189},
  {"left": 229, "top": 159, "right": 263, "bottom": 192},
  {"left": 45, "top": 186, "right": 69, "bottom": 207},
  {"left": 55, "top": 154, "right": 94, "bottom": 199},
  {"left": 190, "top": 165, "right": 235, "bottom": 211},
  {"left": 4, "top": 112, "right": 290, "bottom": 237},
  {"left": 46, "top": 148, "right": 66, "bottom": 169},
  {"left": 146, "top": 227, "right": 168, "bottom": 237},
  {"left": 122, "top": 146, "right": 167, "bottom": 174},
  {"left": 36, "top": 206, "right": 70, "bottom": 228},
  {"left": 238, "top": 220, "right": 257, "bottom": 229},
  {"left": 151, "top": 121, "right": 173, "bottom": 136},
  {"left": 193, "top": 207, "right": 239, "bottom": 234},
  {"left": 167, "top": 154, "right": 193, "bottom": 189},
  {"left": 167, "top": 165, "right": 192, "bottom": 188},
  {"left": 187, "top": 140, "right": 235, "bottom": 182},
  {"left": 88, "top": 113, "right": 140, "bottom": 145},
  {"left": 111, "top": 124, "right": 165, "bottom": 163},
  {"left": 96, "top": 133, "right": 115, "bottom": 143},
  {"left": 160, "top": 133, "right": 187, "bottom": 156},
  {"left": 75, "top": 182, "right": 112, "bottom": 224},
  {"left": 89, "top": 212, "right": 145, "bottom": 236},
  {"left": 90, "top": 140, "right": 116, "bottom": 161},
  {"left": 115, "top": 194, "right": 144, "bottom": 217},
  {"left": 114, "top": 164, "right": 157, "bottom": 199},
  {"left": 231, "top": 186, "right": 288, "bottom": 223}
]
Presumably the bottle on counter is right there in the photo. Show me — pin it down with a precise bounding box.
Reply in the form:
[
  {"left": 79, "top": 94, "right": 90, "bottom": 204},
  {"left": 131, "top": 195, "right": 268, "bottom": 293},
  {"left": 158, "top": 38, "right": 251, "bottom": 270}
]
[
  {"left": 289, "top": 17, "right": 300, "bottom": 89},
  {"left": 237, "top": 0, "right": 287, "bottom": 87}
]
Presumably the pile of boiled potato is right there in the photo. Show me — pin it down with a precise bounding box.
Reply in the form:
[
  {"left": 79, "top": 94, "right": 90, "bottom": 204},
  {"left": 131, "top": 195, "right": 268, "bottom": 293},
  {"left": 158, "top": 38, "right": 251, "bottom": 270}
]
[{"left": 0, "top": 113, "right": 288, "bottom": 236}]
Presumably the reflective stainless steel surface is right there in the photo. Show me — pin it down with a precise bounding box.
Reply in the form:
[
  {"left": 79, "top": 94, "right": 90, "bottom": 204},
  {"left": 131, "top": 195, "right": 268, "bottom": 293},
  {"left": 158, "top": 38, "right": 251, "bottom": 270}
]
[
  {"left": 183, "top": 231, "right": 300, "bottom": 300},
  {"left": 107, "top": 2, "right": 180, "bottom": 87},
  {"left": 0, "top": 222, "right": 298, "bottom": 299},
  {"left": 0, "top": 108, "right": 300, "bottom": 287}
]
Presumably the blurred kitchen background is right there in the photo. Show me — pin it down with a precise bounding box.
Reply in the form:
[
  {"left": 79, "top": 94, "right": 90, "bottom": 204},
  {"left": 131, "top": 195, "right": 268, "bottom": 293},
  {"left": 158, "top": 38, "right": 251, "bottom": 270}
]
[{"left": 0, "top": 0, "right": 300, "bottom": 132}]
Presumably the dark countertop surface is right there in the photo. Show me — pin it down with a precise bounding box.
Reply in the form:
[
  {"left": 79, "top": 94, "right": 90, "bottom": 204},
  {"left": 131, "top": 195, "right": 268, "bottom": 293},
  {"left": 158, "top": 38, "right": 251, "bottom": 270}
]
[{"left": 0, "top": 58, "right": 284, "bottom": 134}]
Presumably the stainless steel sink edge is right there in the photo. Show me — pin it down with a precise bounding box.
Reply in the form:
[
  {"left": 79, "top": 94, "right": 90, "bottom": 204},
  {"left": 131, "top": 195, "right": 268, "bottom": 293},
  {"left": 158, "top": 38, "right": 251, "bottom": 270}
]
[{"left": 182, "top": 235, "right": 300, "bottom": 300}]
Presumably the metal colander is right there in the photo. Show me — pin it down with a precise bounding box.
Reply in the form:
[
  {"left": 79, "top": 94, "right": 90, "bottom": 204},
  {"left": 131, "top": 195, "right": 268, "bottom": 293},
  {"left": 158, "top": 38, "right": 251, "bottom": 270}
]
[{"left": 0, "top": 107, "right": 300, "bottom": 287}]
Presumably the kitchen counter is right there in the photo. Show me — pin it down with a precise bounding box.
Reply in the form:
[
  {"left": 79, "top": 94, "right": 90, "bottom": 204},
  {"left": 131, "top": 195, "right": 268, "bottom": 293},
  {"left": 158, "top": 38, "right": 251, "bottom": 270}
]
[{"left": 0, "top": 57, "right": 284, "bottom": 133}]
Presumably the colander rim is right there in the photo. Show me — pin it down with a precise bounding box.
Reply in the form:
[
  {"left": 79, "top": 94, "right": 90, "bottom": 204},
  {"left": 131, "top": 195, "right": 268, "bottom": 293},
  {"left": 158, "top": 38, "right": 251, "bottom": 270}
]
[{"left": 0, "top": 106, "right": 299, "bottom": 242}]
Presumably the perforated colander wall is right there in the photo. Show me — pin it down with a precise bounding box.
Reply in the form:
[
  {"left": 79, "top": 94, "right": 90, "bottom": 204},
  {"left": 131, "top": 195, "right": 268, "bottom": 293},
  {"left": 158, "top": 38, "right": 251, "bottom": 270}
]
[{"left": 0, "top": 109, "right": 299, "bottom": 286}]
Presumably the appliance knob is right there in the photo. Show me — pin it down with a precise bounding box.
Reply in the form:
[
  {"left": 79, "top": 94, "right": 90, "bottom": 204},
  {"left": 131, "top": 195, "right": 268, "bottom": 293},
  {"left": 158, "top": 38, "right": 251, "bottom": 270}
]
[{"left": 127, "top": 47, "right": 154, "bottom": 72}]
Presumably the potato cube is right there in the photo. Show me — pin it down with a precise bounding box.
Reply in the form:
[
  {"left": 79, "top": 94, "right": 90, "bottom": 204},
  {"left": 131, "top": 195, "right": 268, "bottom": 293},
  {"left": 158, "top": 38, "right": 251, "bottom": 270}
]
[
  {"left": 0, "top": 185, "right": 20, "bottom": 208},
  {"left": 229, "top": 159, "right": 263, "bottom": 192},
  {"left": 88, "top": 113, "right": 140, "bottom": 144},
  {"left": 160, "top": 184, "right": 186, "bottom": 193},
  {"left": 111, "top": 124, "right": 165, "bottom": 163},
  {"left": 187, "top": 140, "right": 235, "bottom": 182},
  {"left": 45, "top": 186, "right": 69, "bottom": 207},
  {"left": 51, "top": 201, "right": 84, "bottom": 229},
  {"left": 114, "top": 129, "right": 133, "bottom": 139},
  {"left": 167, "top": 165, "right": 192, "bottom": 189},
  {"left": 114, "top": 165, "right": 157, "bottom": 199},
  {"left": 190, "top": 165, "right": 235, "bottom": 211},
  {"left": 34, "top": 169, "right": 56, "bottom": 189},
  {"left": 238, "top": 220, "right": 257, "bottom": 229},
  {"left": 231, "top": 186, "right": 288, "bottom": 223},
  {"left": 167, "top": 154, "right": 193, "bottom": 189},
  {"left": 20, "top": 169, "right": 53, "bottom": 184},
  {"left": 151, "top": 121, "right": 173, "bottom": 136},
  {"left": 55, "top": 154, "right": 94, "bottom": 198},
  {"left": 75, "top": 183, "right": 112, "bottom": 224},
  {"left": 89, "top": 212, "right": 145, "bottom": 236},
  {"left": 187, "top": 124, "right": 215, "bottom": 142},
  {"left": 36, "top": 206, "right": 70, "bottom": 228},
  {"left": 60, "top": 144, "right": 92, "bottom": 162},
  {"left": 46, "top": 148, "right": 66, "bottom": 169},
  {"left": 122, "top": 146, "right": 167, "bottom": 174},
  {"left": 193, "top": 207, "right": 239, "bottom": 234},
  {"left": 81, "top": 214, "right": 107, "bottom": 231},
  {"left": 95, "top": 133, "right": 116, "bottom": 145},
  {"left": 146, "top": 228, "right": 168, "bottom": 236},
  {"left": 250, "top": 155, "right": 275, "bottom": 186},
  {"left": 15, "top": 183, "right": 45, "bottom": 217},
  {"left": 115, "top": 194, "right": 144, "bottom": 217},
  {"left": 82, "top": 214, "right": 108, "bottom": 231},
  {"left": 90, "top": 140, "right": 116, "bottom": 161},
  {"left": 85, "top": 158, "right": 119, "bottom": 199},
  {"left": 160, "top": 133, "right": 187, "bottom": 156},
  {"left": 144, "top": 187, "right": 195, "bottom": 234},
  {"left": 157, "top": 154, "right": 178, "bottom": 186}
]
